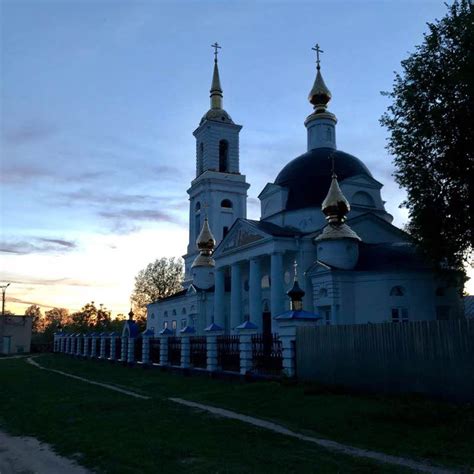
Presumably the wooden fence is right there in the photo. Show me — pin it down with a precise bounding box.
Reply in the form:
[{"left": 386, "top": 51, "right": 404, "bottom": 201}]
[{"left": 296, "top": 320, "right": 474, "bottom": 402}]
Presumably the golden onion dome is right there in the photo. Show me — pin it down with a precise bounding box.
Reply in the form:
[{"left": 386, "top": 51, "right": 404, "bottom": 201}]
[
  {"left": 192, "top": 217, "right": 216, "bottom": 268},
  {"left": 308, "top": 68, "right": 332, "bottom": 112},
  {"left": 196, "top": 217, "right": 216, "bottom": 254},
  {"left": 321, "top": 173, "right": 350, "bottom": 225}
]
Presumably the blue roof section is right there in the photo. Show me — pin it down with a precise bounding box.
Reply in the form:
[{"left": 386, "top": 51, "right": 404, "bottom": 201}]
[
  {"left": 205, "top": 322, "right": 223, "bottom": 332},
  {"left": 142, "top": 328, "right": 155, "bottom": 337},
  {"left": 124, "top": 319, "right": 140, "bottom": 338},
  {"left": 236, "top": 320, "right": 259, "bottom": 330},
  {"left": 180, "top": 326, "right": 196, "bottom": 334},
  {"left": 160, "top": 327, "right": 174, "bottom": 335},
  {"left": 275, "top": 310, "right": 321, "bottom": 321}
]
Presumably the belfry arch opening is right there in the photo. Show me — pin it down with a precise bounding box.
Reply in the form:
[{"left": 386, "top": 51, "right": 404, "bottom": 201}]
[{"left": 219, "top": 140, "right": 229, "bottom": 172}]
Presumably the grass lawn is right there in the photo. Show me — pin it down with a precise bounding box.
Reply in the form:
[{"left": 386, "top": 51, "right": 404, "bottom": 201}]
[
  {"left": 1, "top": 355, "right": 471, "bottom": 473},
  {"left": 0, "top": 356, "right": 410, "bottom": 473}
]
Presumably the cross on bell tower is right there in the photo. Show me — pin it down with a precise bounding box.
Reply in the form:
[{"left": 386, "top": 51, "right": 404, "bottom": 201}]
[{"left": 211, "top": 42, "right": 221, "bottom": 62}]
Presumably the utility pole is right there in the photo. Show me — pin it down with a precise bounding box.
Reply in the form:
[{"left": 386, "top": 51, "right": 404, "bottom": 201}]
[{"left": 1, "top": 283, "right": 11, "bottom": 317}]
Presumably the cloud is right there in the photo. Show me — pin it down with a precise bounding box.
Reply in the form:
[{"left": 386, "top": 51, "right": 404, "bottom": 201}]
[
  {"left": 0, "top": 272, "right": 97, "bottom": 288},
  {"left": 2, "top": 120, "right": 58, "bottom": 146},
  {"left": 98, "top": 208, "right": 184, "bottom": 235},
  {"left": 0, "top": 237, "right": 77, "bottom": 255},
  {"left": 6, "top": 297, "right": 56, "bottom": 310}
]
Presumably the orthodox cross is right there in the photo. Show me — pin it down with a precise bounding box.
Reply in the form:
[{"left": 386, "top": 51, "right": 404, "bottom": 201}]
[
  {"left": 211, "top": 42, "right": 221, "bottom": 61},
  {"left": 312, "top": 43, "right": 323, "bottom": 70},
  {"left": 293, "top": 260, "right": 298, "bottom": 281}
]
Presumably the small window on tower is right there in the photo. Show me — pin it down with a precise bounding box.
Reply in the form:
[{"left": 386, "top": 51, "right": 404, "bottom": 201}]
[
  {"left": 198, "top": 143, "right": 204, "bottom": 175},
  {"left": 221, "top": 199, "right": 232, "bottom": 208},
  {"left": 219, "top": 140, "right": 229, "bottom": 172}
]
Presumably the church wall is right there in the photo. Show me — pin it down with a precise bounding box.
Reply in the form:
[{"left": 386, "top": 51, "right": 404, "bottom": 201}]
[{"left": 351, "top": 272, "right": 438, "bottom": 324}]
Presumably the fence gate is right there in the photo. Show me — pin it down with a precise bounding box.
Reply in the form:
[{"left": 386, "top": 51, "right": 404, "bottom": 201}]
[
  {"left": 190, "top": 336, "right": 207, "bottom": 368},
  {"left": 251, "top": 333, "right": 283, "bottom": 376},
  {"left": 134, "top": 337, "right": 142, "bottom": 362},
  {"left": 168, "top": 337, "right": 181, "bottom": 366},
  {"left": 217, "top": 335, "right": 240, "bottom": 372},
  {"left": 149, "top": 338, "right": 161, "bottom": 364}
]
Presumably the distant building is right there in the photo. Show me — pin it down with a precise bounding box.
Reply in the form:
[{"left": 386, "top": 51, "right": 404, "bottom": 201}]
[
  {"left": 146, "top": 47, "right": 463, "bottom": 336},
  {"left": 0, "top": 315, "right": 33, "bottom": 354}
]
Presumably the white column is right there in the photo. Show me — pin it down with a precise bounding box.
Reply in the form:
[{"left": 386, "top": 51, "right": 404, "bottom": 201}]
[
  {"left": 238, "top": 323, "right": 257, "bottom": 375},
  {"left": 142, "top": 336, "right": 151, "bottom": 365},
  {"left": 127, "top": 338, "right": 135, "bottom": 363},
  {"left": 214, "top": 267, "right": 225, "bottom": 328},
  {"left": 160, "top": 336, "right": 169, "bottom": 366},
  {"left": 110, "top": 336, "right": 116, "bottom": 360},
  {"left": 121, "top": 337, "right": 128, "bottom": 361},
  {"left": 249, "top": 257, "right": 262, "bottom": 326},
  {"left": 100, "top": 335, "right": 106, "bottom": 359},
  {"left": 230, "top": 262, "right": 242, "bottom": 331},
  {"left": 271, "top": 251, "right": 285, "bottom": 325}
]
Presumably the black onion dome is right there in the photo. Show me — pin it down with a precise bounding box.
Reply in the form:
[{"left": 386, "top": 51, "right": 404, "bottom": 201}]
[{"left": 274, "top": 147, "right": 372, "bottom": 211}]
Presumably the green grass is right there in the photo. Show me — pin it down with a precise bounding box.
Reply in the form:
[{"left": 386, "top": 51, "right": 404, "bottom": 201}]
[
  {"left": 0, "top": 356, "right": 410, "bottom": 473},
  {"left": 38, "top": 355, "right": 474, "bottom": 471}
]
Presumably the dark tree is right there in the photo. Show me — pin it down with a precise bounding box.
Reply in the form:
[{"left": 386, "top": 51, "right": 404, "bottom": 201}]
[
  {"left": 381, "top": 0, "right": 473, "bottom": 271},
  {"left": 25, "top": 304, "right": 42, "bottom": 332},
  {"left": 131, "top": 257, "right": 183, "bottom": 319}
]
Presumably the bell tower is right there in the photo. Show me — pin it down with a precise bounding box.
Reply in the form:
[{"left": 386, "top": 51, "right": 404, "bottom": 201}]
[{"left": 183, "top": 43, "right": 250, "bottom": 284}]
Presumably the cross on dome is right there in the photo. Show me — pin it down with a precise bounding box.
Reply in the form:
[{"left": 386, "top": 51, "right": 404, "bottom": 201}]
[{"left": 312, "top": 43, "right": 324, "bottom": 70}]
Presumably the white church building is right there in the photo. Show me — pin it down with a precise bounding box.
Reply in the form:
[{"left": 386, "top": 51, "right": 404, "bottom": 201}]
[{"left": 146, "top": 46, "right": 462, "bottom": 336}]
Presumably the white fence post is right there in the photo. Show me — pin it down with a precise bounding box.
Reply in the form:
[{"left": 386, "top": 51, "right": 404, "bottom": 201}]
[
  {"left": 159, "top": 328, "right": 173, "bottom": 366},
  {"left": 141, "top": 329, "right": 154, "bottom": 366},
  {"left": 180, "top": 326, "right": 195, "bottom": 369},
  {"left": 236, "top": 320, "right": 258, "bottom": 375},
  {"left": 205, "top": 323, "right": 224, "bottom": 372}
]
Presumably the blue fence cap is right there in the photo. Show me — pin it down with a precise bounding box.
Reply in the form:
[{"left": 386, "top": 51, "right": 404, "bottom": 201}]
[
  {"left": 204, "top": 322, "right": 223, "bottom": 332},
  {"left": 180, "top": 326, "right": 196, "bottom": 334},
  {"left": 236, "top": 320, "right": 258, "bottom": 330}
]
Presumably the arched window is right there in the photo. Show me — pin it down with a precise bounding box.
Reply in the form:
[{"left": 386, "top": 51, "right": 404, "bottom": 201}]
[
  {"left": 221, "top": 199, "right": 232, "bottom": 208},
  {"left": 172, "top": 309, "right": 177, "bottom": 316},
  {"left": 390, "top": 286, "right": 405, "bottom": 296},
  {"left": 219, "top": 140, "right": 229, "bottom": 172},
  {"left": 195, "top": 202, "right": 201, "bottom": 235},
  {"left": 197, "top": 142, "right": 204, "bottom": 175},
  {"left": 319, "top": 288, "right": 328, "bottom": 298},
  {"left": 181, "top": 307, "right": 187, "bottom": 315},
  {"left": 352, "top": 191, "right": 375, "bottom": 207}
]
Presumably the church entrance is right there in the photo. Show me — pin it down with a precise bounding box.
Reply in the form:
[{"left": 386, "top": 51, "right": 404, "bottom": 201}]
[{"left": 262, "top": 311, "right": 271, "bottom": 337}]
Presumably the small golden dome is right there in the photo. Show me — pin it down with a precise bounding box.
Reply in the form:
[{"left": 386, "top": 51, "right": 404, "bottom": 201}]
[
  {"left": 192, "top": 217, "right": 216, "bottom": 268},
  {"left": 308, "top": 68, "right": 332, "bottom": 112},
  {"left": 196, "top": 217, "right": 216, "bottom": 254},
  {"left": 321, "top": 173, "right": 350, "bottom": 225}
]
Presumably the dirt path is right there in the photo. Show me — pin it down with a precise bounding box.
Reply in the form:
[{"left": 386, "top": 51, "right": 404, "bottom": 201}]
[{"left": 0, "top": 430, "right": 90, "bottom": 474}]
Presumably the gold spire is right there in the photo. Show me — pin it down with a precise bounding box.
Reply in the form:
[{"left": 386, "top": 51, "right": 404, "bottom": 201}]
[
  {"left": 192, "top": 217, "right": 216, "bottom": 268},
  {"left": 308, "top": 44, "right": 332, "bottom": 112},
  {"left": 210, "top": 42, "right": 223, "bottom": 110}
]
